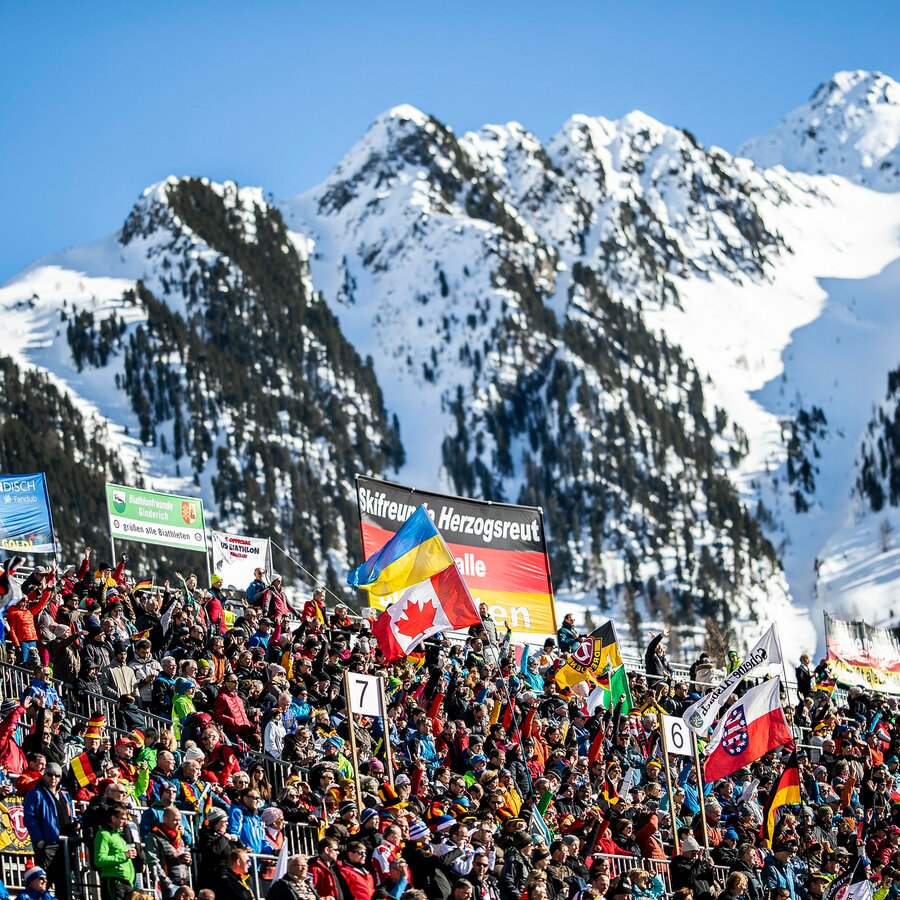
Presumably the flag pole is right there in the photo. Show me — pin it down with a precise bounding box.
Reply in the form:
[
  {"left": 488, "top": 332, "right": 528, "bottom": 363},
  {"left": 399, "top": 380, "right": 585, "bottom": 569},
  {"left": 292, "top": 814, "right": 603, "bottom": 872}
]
[
  {"left": 773, "top": 624, "right": 801, "bottom": 747},
  {"left": 342, "top": 669, "right": 364, "bottom": 810},
  {"left": 692, "top": 730, "right": 711, "bottom": 854},
  {"left": 379, "top": 676, "right": 396, "bottom": 789},
  {"left": 658, "top": 725, "right": 681, "bottom": 856}
]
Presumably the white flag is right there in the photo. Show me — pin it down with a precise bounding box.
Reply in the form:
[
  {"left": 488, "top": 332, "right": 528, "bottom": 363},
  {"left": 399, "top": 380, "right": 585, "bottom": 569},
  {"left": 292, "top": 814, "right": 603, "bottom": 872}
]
[
  {"left": 210, "top": 530, "right": 272, "bottom": 590},
  {"left": 586, "top": 683, "right": 606, "bottom": 716},
  {"left": 683, "top": 624, "right": 782, "bottom": 735},
  {"left": 272, "top": 839, "right": 290, "bottom": 881}
]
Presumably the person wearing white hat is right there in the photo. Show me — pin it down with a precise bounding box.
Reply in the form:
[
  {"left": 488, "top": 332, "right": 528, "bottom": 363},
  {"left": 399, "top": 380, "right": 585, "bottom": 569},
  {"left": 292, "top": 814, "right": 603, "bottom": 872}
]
[{"left": 20, "top": 867, "right": 52, "bottom": 899}]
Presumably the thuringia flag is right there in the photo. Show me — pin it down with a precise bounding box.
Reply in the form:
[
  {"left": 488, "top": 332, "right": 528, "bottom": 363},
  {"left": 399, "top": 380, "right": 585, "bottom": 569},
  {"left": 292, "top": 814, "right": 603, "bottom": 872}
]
[{"left": 703, "top": 677, "right": 792, "bottom": 782}]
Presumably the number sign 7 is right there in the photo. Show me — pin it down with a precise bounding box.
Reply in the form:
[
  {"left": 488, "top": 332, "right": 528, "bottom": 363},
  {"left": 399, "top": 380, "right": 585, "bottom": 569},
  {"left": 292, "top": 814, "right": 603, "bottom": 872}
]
[{"left": 347, "top": 673, "right": 383, "bottom": 717}]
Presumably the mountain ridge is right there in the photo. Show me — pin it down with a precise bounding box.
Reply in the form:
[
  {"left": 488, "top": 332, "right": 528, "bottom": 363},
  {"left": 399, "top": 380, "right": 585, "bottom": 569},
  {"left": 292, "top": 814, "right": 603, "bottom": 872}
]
[{"left": 2, "top": 70, "right": 900, "bottom": 660}]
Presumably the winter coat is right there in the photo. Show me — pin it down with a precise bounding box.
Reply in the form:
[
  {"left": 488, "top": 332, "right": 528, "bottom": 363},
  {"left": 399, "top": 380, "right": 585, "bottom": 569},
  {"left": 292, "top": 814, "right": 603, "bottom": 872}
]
[
  {"left": 197, "top": 826, "right": 233, "bottom": 890},
  {"left": 336, "top": 861, "right": 375, "bottom": 900},
  {"left": 761, "top": 856, "right": 798, "bottom": 900},
  {"left": 498, "top": 847, "right": 531, "bottom": 900},
  {"left": 93, "top": 827, "right": 136, "bottom": 883},
  {"left": 263, "top": 586, "right": 292, "bottom": 620},
  {"left": 146, "top": 825, "right": 191, "bottom": 894},
  {"left": 102, "top": 662, "right": 137, "bottom": 698},
  {"left": 215, "top": 870, "right": 254, "bottom": 900},
  {"left": 23, "top": 782, "right": 72, "bottom": 847},
  {"left": 309, "top": 858, "right": 343, "bottom": 900},
  {"left": 214, "top": 690, "right": 253, "bottom": 734},
  {"left": 0, "top": 705, "right": 28, "bottom": 774},
  {"left": 7, "top": 591, "right": 50, "bottom": 646},
  {"left": 227, "top": 803, "right": 271, "bottom": 854}
]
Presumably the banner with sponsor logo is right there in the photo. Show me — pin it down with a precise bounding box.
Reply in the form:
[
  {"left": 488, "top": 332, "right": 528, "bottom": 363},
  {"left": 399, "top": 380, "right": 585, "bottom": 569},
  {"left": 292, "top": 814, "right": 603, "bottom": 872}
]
[
  {"left": 825, "top": 613, "right": 900, "bottom": 696},
  {"left": 683, "top": 624, "right": 783, "bottom": 734},
  {"left": 211, "top": 529, "right": 272, "bottom": 589},
  {"left": 0, "top": 473, "right": 55, "bottom": 554},
  {"left": 355, "top": 476, "right": 556, "bottom": 637},
  {"left": 106, "top": 483, "right": 207, "bottom": 554}
]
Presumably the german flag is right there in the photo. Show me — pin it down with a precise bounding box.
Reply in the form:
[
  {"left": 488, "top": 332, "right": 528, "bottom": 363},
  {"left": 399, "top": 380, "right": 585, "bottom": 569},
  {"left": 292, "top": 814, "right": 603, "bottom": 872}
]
[
  {"left": 761, "top": 751, "right": 801, "bottom": 846},
  {"left": 132, "top": 580, "right": 154, "bottom": 593},
  {"left": 602, "top": 773, "right": 620, "bottom": 807},
  {"left": 70, "top": 751, "right": 97, "bottom": 787}
]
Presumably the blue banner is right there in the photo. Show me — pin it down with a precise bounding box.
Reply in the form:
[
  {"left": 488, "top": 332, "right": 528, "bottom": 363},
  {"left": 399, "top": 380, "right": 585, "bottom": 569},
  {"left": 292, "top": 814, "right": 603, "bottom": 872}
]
[{"left": 0, "top": 474, "right": 55, "bottom": 554}]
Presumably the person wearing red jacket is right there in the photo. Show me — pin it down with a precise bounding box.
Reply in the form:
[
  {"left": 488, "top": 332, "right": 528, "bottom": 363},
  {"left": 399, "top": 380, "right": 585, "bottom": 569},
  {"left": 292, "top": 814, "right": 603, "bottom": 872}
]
[
  {"left": 636, "top": 812, "right": 668, "bottom": 860},
  {"left": 261, "top": 575, "right": 296, "bottom": 624},
  {"left": 212, "top": 675, "right": 257, "bottom": 745},
  {"left": 0, "top": 696, "right": 33, "bottom": 776},
  {"left": 301, "top": 588, "right": 326, "bottom": 626},
  {"left": 308, "top": 837, "right": 342, "bottom": 898},
  {"left": 199, "top": 727, "right": 241, "bottom": 786},
  {"left": 7, "top": 587, "right": 51, "bottom": 664},
  {"left": 336, "top": 841, "right": 376, "bottom": 900}
]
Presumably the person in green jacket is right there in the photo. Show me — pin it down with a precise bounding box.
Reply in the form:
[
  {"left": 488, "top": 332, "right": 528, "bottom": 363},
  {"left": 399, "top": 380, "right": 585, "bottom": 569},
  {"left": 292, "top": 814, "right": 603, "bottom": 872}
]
[
  {"left": 93, "top": 805, "right": 137, "bottom": 900},
  {"left": 172, "top": 679, "right": 197, "bottom": 742}
]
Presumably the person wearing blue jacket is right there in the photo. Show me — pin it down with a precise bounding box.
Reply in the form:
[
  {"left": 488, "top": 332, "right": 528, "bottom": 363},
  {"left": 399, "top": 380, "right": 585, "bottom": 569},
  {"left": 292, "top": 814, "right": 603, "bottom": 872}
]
[
  {"left": 762, "top": 843, "right": 800, "bottom": 900},
  {"left": 227, "top": 789, "right": 272, "bottom": 854},
  {"left": 557, "top": 614, "right": 580, "bottom": 653},
  {"left": 677, "top": 762, "right": 712, "bottom": 816},
  {"left": 245, "top": 569, "right": 267, "bottom": 605},
  {"left": 15, "top": 867, "right": 52, "bottom": 900},
  {"left": 22, "top": 764, "right": 73, "bottom": 900},
  {"left": 519, "top": 646, "right": 544, "bottom": 691}
]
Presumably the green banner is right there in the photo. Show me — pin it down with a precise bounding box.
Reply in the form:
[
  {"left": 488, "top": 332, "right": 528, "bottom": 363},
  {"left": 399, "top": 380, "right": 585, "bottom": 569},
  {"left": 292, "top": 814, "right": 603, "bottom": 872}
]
[{"left": 106, "top": 483, "right": 207, "bottom": 553}]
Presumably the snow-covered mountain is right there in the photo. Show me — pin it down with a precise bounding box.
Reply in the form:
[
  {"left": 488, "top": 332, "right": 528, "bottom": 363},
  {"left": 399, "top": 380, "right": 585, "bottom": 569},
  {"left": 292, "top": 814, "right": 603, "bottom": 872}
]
[
  {"left": 741, "top": 70, "right": 900, "bottom": 191},
  {"left": 3, "top": 70, "right": 900, "bottom": 660}
]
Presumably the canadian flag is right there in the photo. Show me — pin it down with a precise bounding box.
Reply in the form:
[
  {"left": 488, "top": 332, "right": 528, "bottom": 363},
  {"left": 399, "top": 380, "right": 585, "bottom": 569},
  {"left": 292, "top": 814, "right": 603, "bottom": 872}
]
[
  {"left": 703, "top": 677, "right": 793, "bottom": 783},
  {"left": 371, "top": 564, "right": 480, "bottom": 662}
]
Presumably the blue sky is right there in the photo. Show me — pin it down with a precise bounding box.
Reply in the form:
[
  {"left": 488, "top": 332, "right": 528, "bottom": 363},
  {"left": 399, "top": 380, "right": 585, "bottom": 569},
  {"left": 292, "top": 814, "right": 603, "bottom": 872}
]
[{"left": 2, "top": 1, "right": 898, "bottom": 281}]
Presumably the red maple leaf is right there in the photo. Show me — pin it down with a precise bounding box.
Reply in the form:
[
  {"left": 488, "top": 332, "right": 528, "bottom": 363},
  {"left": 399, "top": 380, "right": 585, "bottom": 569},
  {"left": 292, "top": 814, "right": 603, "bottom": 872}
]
[{"left": 395, "top": 596, "right": 438, "bottom": 639}]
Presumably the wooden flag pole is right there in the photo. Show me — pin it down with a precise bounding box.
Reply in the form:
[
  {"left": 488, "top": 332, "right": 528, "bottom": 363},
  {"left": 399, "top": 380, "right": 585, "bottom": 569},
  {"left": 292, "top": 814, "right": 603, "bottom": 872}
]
[
  {"left": 658, "top": 725, "right": 681, "bottom": 856},
  {"left": 342, "top": 670, "right": 364, "bottom": 809},
  {"left": 692, "top": 730, "right": 710, "bottom": 854},
  {"left": 379, "top": 676, "right": 396, "bottom": 789}
]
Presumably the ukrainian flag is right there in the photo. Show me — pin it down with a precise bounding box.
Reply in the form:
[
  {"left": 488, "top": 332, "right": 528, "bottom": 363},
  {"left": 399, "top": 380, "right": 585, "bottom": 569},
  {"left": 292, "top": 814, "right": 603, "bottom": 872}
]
[{"left": 348, "top": 505, "right": 453, "bottom": 596}]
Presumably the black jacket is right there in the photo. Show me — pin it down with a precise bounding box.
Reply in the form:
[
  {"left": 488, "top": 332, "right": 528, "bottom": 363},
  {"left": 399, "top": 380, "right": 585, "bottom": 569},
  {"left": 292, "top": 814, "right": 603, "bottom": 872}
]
[
  {"left": 197, "top": 826, "right": 233, "bottom": 890},
  {"left": 215, "top": 870, "right": 254, "bottom": 900}
]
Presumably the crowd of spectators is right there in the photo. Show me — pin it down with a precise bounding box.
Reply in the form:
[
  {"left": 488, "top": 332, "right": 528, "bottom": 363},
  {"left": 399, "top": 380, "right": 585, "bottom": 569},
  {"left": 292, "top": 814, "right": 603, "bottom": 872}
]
[{"left": 0, "top": 548, "right": 895, "bottom": 900}]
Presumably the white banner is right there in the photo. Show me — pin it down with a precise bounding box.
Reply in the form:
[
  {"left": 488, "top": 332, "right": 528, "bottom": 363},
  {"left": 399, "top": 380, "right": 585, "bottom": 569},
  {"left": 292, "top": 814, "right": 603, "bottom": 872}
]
[
  {"left": 683, "top": 624, "right": 783, "bottom": 734},
  {"left": 210, "top": 530, "right": 272, "bottom": 589}
]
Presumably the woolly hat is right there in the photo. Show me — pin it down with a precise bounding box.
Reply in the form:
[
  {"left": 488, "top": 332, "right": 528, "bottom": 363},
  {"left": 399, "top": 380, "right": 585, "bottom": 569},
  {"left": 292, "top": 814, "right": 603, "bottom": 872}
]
[
  {"left": 681, "top": 836, "right": 701, "bottom": 852},
  {"left": 432, "top": 814, "right": 456, "bottom": 833},
  {"left": 261, "top": 807, "right": 283, "bottom": 826},
  {"left": 183, "top": 747, "right": 205, "bottom": 763},
  {"left": 0, "top": 698, "right": 19, "bottom": 715},
  {"left": 24, "top": 868, "right": 46, "bottom": 886},
  {"left": 408, "top": 820, "right": 431, "bottom": 842},
  {"left": 339, "top": 801, "right": 358, "bottom": 817},
  {"left": 513, "top": 832, "right": 534, "bottom": 850},
  {"left": 360, "top": 808, "right": 379, "bottom": 826},
  {"left": 207, "top": 808, "right": 228, "bottom": 825}
]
